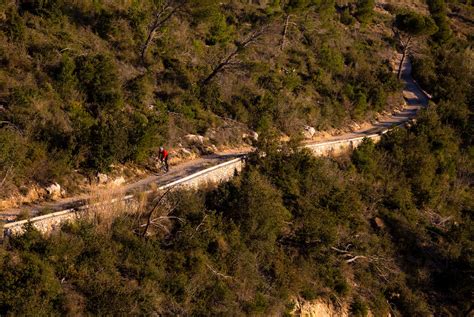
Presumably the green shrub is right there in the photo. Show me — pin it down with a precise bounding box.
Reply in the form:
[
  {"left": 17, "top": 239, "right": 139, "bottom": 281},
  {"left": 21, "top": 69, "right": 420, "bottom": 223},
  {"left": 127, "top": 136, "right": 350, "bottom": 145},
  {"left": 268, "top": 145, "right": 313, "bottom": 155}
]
[{"left": 355, "top": 0, "right": 375, "bottom": 23}]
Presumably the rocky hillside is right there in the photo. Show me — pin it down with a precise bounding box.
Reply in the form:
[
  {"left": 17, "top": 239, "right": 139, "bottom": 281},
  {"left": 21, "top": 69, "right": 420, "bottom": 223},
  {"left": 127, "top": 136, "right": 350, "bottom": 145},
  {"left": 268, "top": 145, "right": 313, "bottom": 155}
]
[
  {"left": 0, "top": 0, "right": 472, "bottom": 316},
  {"left": 0, "top": 0, "right": 408, "bottom": 198}
]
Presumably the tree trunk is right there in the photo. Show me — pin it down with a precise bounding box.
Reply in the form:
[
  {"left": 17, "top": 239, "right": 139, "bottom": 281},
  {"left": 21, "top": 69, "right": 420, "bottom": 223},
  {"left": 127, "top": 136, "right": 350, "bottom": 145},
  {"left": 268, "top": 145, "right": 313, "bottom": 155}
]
[
  {"left": 397, "top": 36, "right": 411, "bottom": 79},
  {"left": 397, "top": 49, "right": 406, "bottom": 79},
  {"left": 141, "top": 188, "right": 171, "bottom": 238},
  {"left": 140, "top": 3, "right": 181, "bottom": 65},
  {"left": 280, "top": 14, "right": 291, "bottom": 51},
  {"left": 141, "top": 28, "right": 158, "bottom": 63},
  {"left": 201, "top": 51, "right": 238, "bottom": 85},
  {"left": 200, "top": 26, "right": 267, "bottom": 86}
]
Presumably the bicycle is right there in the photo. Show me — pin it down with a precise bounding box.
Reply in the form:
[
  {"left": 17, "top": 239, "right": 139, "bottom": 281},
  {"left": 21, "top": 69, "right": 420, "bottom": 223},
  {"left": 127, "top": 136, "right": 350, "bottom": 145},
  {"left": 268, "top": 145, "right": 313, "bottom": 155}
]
[{"left": 151, "top": 160, "right": 169, "bottom": 176}]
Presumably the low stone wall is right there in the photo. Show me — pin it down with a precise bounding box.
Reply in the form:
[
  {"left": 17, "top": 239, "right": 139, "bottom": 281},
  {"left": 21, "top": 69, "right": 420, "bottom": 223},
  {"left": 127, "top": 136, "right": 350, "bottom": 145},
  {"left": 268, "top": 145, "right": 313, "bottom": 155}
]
[
  {"left": 3, "top": 131, "right": 394, "bottom": 237},
  {"left": 304, "top": 133, "right": 383, "bottom": 156},
  {"left": 3, "top": 157, "right": 245, "bottom": 237},
  {"left": 4, "top": 209, "right": 78, "bottom": 236},
  {"left": 160, "top": 157, "right": 244, "bottom": 190}
]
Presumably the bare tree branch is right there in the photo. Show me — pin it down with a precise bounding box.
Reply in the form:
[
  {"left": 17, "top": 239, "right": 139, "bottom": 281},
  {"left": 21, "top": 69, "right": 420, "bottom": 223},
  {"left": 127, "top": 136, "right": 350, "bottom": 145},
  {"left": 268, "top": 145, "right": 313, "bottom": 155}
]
[
  {"left": 206, "top": 264, "right": 233, "bottom": 280},
  {"left": 141, "top": 0, "right": 186, "bottom": 65},
  {"left": 189, "top": 214, "right": 208, "bottom": 238},
  {"left": 141, "top": 187, "right": 173, "bottom": 238},
  {"left": 0, "top": 165, "right": 13, "bottom": 188},
  {"left": 280, "top": 14, "right": 291, "bottom": 51},
  {"left": 346, "top": 255, "right": 368, "bottom": 263},
  {"left": 201, "top": 25, "right": 268, "bottom": 86}
]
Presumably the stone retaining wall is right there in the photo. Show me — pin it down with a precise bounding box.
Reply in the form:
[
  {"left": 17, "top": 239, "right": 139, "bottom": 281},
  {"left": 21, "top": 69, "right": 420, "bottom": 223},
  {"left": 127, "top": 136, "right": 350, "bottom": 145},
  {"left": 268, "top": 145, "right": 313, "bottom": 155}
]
[
  {"left": 3, "top": 157, "right": 245, "bottom": 237},
  {"left": 305, "top": 133, "right": 384, "bottom": 156},
  {"left": 3, "top": 132, "right": 392, "bottom": 237}
]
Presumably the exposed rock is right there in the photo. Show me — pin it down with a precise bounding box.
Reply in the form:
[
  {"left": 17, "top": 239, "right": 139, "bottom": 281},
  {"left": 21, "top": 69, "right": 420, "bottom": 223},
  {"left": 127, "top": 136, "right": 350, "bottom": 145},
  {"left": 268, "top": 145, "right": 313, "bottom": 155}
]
[
  {"left": 205, "top": 129, "right": 217, "bottom": 138},
  {"left": 242, "top": 131, "right": 259, "bottom": 143},
  {"left": 28, "top": 186, "right": 47, "bottom": 202},
  {"left": 45, "top": 183, "right": 63, "bottom": 199},
  {"left": 205, "top": 145, "right": 218, "bottom": 154},
  {"left": 373, "top": 217, "right": 386, "bottom": 230},
  {"left": 184, "top": 134, "right": 207, "bottom": 144},
  {"left": 180, "top": 147, "right": 193, "bottom": 156},
  {"left": 112, "top": 176, "right": 125, "bottom": 186},
  {"left": 97, "top": 173, "right": 108, "bottom": 184},
  {"left": 349, "top": 121, "right": 361, "bottom": 131},
  {"left": 292, "top": 298, "right": 348, "bottom": 317},
  {"left": 302, "top": 125, "right": 316, "bottom": 139}
]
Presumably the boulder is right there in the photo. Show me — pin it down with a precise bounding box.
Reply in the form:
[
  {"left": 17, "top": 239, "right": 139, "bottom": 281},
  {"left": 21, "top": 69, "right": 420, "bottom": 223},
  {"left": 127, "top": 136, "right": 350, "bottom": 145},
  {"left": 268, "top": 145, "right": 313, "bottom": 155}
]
[
  {"left": 180, "top": 147, "right": 193, "bottom": 156},
  {"left": 372, "top": 217, "right": 386, "bottom": 230},
  {"left": 97, "top": 173, "right": 108, "bottom": 184},
  {"left": 204, "top": 145, "right": 218, "bottom": 154},
  {"left": 112, "top": 176, "right": 125, "bottom": 186},
  {"left": 302, "top": 126, "right": 316, "bottom": 139},
  {"left": 242, "top": 131, "right": 259, "bottom": 143},
  {"left": 46, "top": 183, "right": 63, "bottom": 199},
  {"left": 184, "top": 134, "right": 207, "bottom": 144}
]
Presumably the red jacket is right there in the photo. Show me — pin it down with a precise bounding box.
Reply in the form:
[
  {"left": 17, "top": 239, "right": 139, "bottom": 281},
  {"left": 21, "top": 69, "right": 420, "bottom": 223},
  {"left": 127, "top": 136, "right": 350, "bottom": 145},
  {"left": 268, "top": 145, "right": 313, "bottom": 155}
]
[{"left": 159, "top": 149, "right": 168, "bottom": 160}]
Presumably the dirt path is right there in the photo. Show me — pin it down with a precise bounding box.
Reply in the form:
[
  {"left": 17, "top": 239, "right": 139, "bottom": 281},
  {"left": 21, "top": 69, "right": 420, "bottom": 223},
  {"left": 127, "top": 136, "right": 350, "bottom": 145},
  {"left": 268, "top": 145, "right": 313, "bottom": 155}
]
[
  {"left": 303, "top": 57, "right": 429, "bottom": 144},
  {"left": 0, "top": 151, "right": 247, "bottom": 221},
  {"left": 0, "top": 57, "right": 429, "bottom": 222}
]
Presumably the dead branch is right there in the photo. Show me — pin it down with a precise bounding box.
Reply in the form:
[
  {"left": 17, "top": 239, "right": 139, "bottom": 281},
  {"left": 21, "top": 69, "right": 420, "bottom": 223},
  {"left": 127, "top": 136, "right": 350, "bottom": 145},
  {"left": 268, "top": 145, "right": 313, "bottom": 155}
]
[
  {"left": 141, "top": 0, "right": 186, "bottom": 64},
  {"left": 346, "top": 255, "right": 367, "bottom": 263},
  {"left": 330, "top": 244, "right": 352, "bottom": 253},
  {"left": 0, "top": 120, "right": 23, "bottom": 135},
  {"left": 194, "top": 215, "right": 208, "bottom": 232},
  {"left": 206, "top": 264, "right": 232, "bottom": 280},
  {"left": 189, "top": 214, "right": 208, "bottom": 238},
  {"left": 140, "top": 215, "right": 185, "bottom": 227},
  {"left": 280, "top": 14, "right": 291, "bottom": 50},
  {"left": 331, "top": 245, "right": 383, "bottom": 264},
  {"left": 141, "top": 187, "right": 173, "bottom": 238},
  {"left": 154, "top": 222, "right": 171, "bottom": 234},
  {"left": 201, "top": 25, "right": 268, "bottom": 86},
  {"left": 0, "top": 164, "right": 12, "bottom": 188}
]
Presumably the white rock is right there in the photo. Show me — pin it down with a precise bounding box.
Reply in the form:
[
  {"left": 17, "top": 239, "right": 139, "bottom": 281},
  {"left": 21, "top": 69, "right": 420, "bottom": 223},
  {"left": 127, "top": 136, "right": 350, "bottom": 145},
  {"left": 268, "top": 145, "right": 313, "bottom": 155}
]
[
  {"left": 45, "top": 183, "right": 62, "bottom": 199},
  {"left": 180, "top": 147, "right": 192, "bottom": 156},
  {"left": 302, "top": 126, "right": 316, "bottom": 139},
  {"left": 184, "top": 134, "right": 206, "bottom": 144},
  {"left": 242, "top": 131, "right": 259, "bottom": 142},
  {"left": 112, "top": 176, "right": 125, "bottom": 186},
  {"left": 205, "top": 145, "right": 218, "bottom": 154},
  {"left": 97, "top": 173, "right": 108, "bottom": 184}
]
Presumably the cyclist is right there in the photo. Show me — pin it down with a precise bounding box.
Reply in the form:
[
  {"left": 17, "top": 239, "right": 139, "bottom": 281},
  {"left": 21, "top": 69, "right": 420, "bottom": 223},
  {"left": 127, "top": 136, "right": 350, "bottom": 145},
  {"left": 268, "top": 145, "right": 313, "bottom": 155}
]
[{"left": 158, "top": 146, "right": 169, "bottom": 172}]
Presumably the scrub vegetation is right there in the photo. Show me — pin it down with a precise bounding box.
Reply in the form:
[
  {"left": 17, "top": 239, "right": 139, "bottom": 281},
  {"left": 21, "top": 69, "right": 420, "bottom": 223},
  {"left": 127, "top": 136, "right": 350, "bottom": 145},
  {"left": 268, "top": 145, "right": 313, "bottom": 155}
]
[
  {"left": 0, "top": 0, "right": 473, "bottom": 315},
  {"left": 0, "top": 0, "right": 406, "bottom": 193}
]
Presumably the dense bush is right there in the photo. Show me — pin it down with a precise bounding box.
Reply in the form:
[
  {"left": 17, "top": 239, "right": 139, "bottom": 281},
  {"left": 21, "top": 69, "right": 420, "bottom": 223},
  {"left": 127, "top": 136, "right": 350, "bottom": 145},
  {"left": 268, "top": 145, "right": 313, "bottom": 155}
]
[
  {"left": 0, "top": 0, "right": 405, "bottom": 191},
  {"left": 0, "top": 3, "right": 471, "bottom": 314},
  {"left": 1, "top": 94, "right": 472, "bottom": 314}
]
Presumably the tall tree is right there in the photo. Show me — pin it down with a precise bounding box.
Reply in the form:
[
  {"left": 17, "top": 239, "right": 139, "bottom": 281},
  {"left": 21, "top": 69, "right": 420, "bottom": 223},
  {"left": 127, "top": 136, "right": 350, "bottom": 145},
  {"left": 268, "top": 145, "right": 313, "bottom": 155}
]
[
  {"left": 355, "top": 0, "right": 375, "bottom": 23},
  {"left": 141, "top": 0, "right": 220, "bottom": 64},
  {"left": 393, "top": 11, "right": 438, "bottom": 78},
  {"left": 426, "top": 0, "right": 452, "bottom": 44},
  {"left": 140, "top": 0, "right": 186, "bottom": 64},
  {"left": 201, "top": 26, "right": 269, "bottom": 86}
]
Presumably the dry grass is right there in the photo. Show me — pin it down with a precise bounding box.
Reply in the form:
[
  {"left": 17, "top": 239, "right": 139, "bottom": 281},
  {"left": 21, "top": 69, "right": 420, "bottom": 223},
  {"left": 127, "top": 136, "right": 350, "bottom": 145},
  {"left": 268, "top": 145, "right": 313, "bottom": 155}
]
[
  {"left": 81, "top": 185, "right": 154, "bottom": 234},
  {"left": 82, "top": 187, "right": 128, "bottom": 233}
]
